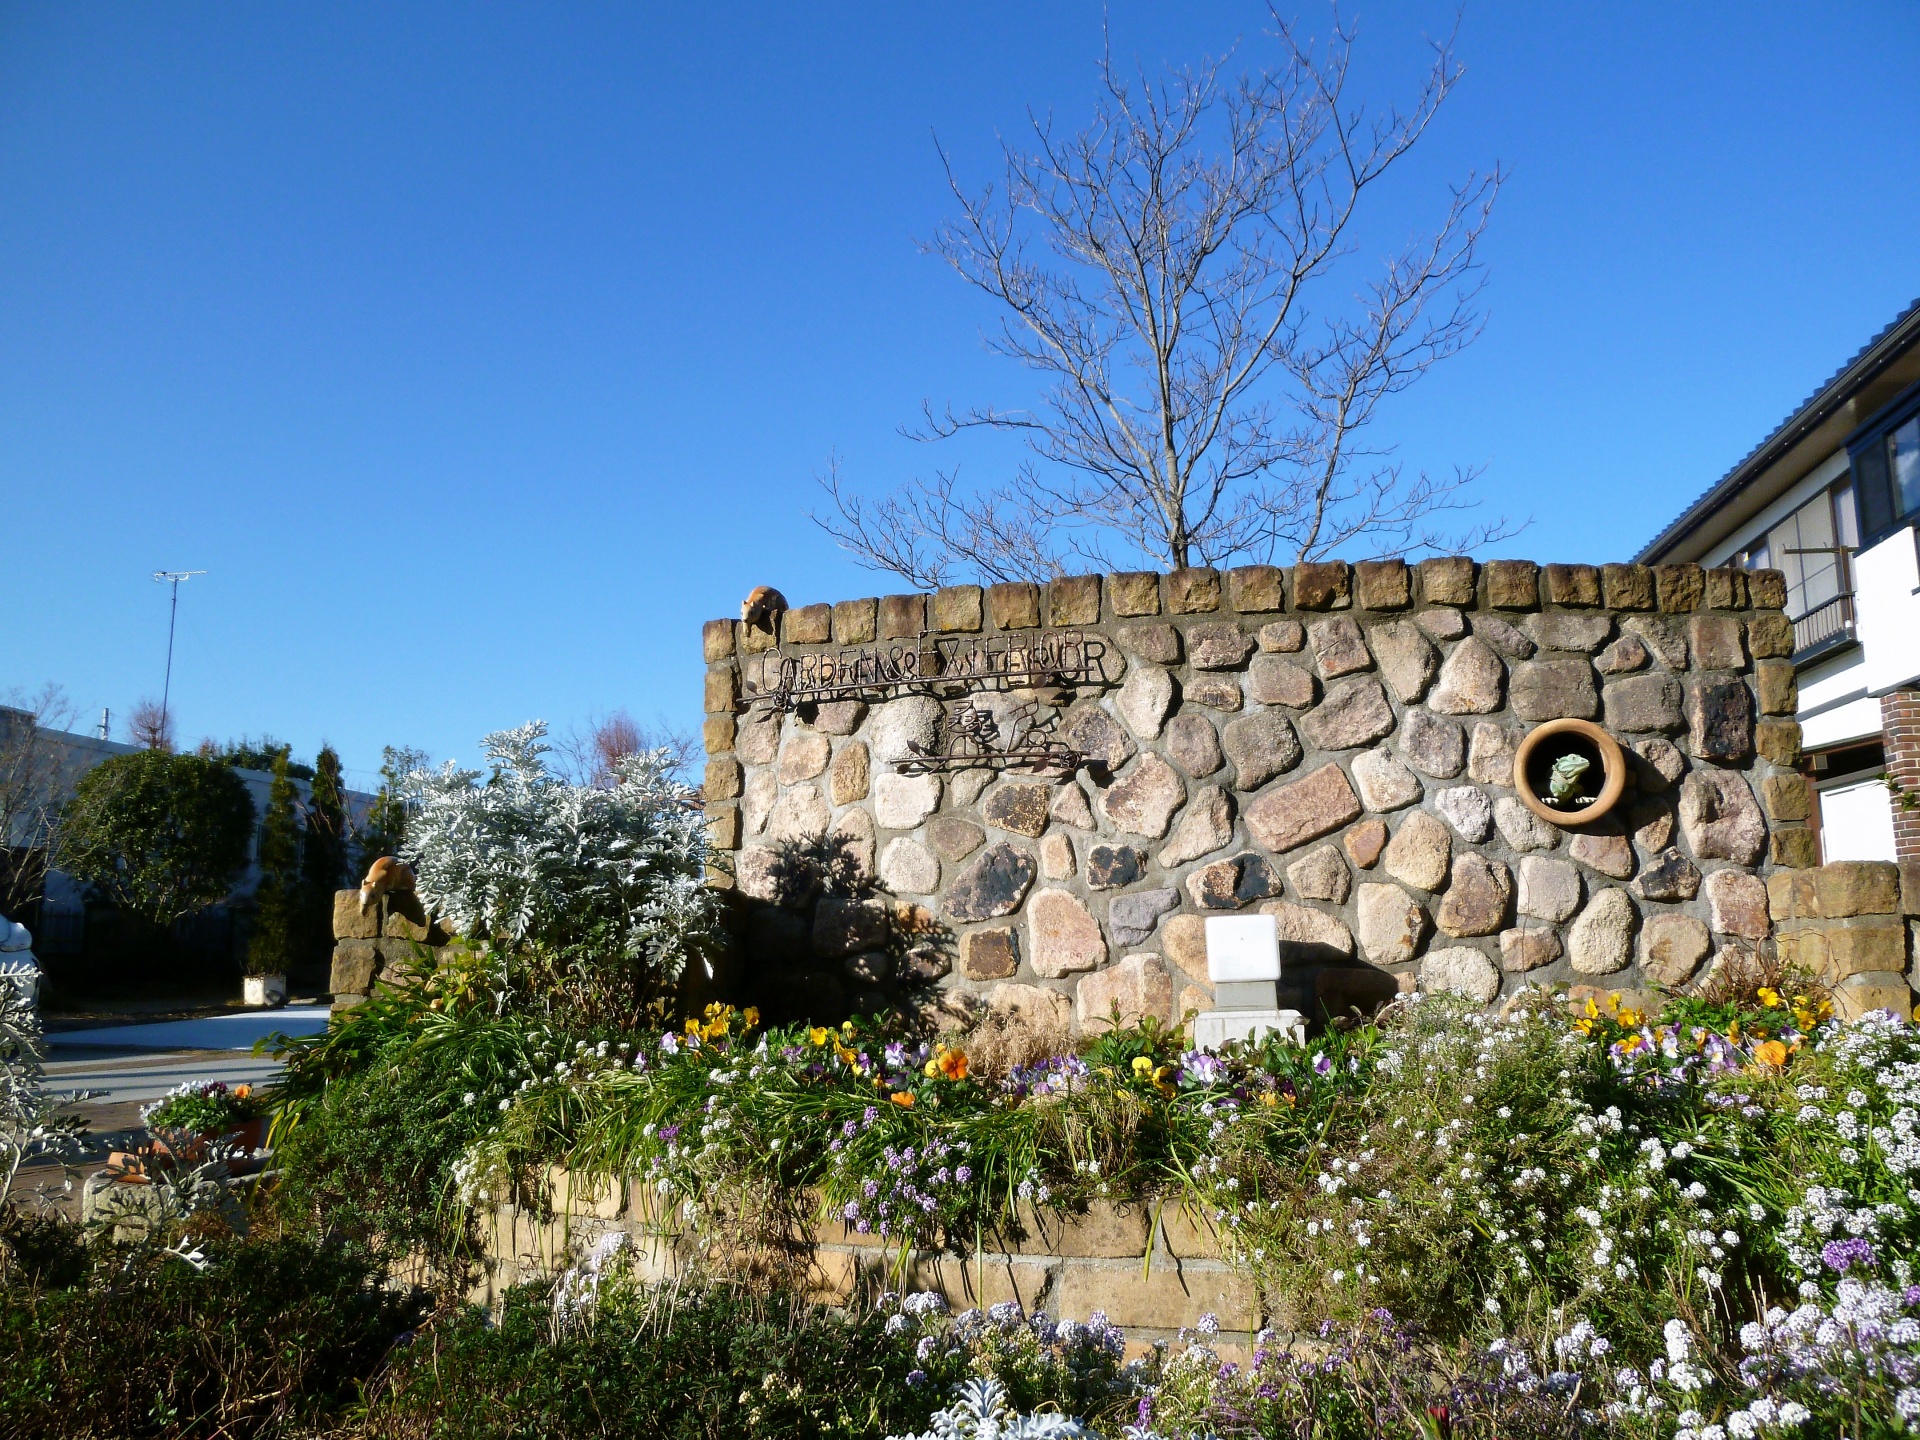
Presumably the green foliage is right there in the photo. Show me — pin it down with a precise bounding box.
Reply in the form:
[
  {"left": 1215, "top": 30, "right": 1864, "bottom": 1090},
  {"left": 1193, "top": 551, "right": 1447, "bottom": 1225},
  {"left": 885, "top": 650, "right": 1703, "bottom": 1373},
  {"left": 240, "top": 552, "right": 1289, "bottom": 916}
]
[
  {"left": 143, "top": 1078, "right": 268, "bottom": 1133},
  {"left": 207, "top": 734, "right": 315, "bottom": 780},
  {"left": 354, "top": 744, "right": 427, "bottom": 874},
  {"left": 60, "top": 749, "right": 255, "bottom": 929},
  {"left": 353, "top": 1278, "right": 950, "bottom": 1440},
  {"left": 301, "top": 744, "right": 350, "bottom": 965},
  {"left": 0, "top": 1233, "right": 420, "bottom": 1440},
  {"left": 245, "top": 748, "right": 301, "bottom": 977}
]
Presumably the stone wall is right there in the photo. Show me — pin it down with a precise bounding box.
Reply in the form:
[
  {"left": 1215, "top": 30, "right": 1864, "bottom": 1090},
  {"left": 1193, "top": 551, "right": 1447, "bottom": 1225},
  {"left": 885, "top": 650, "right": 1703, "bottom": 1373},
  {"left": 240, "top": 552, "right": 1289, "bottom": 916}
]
[
  {"left": 478, "top": 1170, "right": 1257, "bottom": 1352},
  {"left": 1770, "top": 859, "right": 1920, "bottom": 1018},
  {"left": 701, "top": 560, "right": 1799, "bottom": 1030},
  {"left": 327, "top": 888, "right": 451, "bottom": 1012}
]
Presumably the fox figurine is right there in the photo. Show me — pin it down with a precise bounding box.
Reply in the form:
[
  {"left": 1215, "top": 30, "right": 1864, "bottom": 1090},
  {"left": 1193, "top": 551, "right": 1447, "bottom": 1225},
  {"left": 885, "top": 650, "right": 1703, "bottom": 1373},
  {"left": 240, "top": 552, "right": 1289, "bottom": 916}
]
[
  {"left": 358, "top": 855, "right": 416, "bottom": 914},
  {"left": 741, "top": 585, "right": 788, "bottom": 633}
]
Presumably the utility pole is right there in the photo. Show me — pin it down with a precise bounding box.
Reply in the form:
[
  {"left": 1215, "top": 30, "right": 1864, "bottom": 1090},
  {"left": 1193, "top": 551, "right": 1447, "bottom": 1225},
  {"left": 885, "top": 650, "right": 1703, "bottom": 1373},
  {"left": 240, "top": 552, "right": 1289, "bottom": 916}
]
[{"left": 151, "top": 570, "right": 205, "bottom": 731}]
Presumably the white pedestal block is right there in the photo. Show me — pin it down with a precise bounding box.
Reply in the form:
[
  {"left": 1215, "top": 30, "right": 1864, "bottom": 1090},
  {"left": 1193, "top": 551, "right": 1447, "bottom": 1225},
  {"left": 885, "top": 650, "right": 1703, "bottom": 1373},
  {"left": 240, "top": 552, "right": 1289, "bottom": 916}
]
[{"left": 1192, "top": 1008, "right": 1306, "bottom": 1051}]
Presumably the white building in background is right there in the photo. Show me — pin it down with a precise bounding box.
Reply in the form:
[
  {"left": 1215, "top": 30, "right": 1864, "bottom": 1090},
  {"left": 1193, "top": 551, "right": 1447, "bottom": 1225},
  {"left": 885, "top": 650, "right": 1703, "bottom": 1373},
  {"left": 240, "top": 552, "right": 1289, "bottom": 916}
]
[
  {"left": 1639, "top": 297, "right": 1920, "bottom": 864},
  {"left": 0, "top": 706, "right": 374, "bottom": 958}
]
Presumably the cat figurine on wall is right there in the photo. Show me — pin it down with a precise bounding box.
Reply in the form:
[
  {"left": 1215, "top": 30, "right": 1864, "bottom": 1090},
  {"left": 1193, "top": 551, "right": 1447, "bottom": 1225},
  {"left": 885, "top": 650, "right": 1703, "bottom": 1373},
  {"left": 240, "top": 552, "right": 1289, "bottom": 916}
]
[
  {"left": 741, "top": 585, "right": 789, "bottom": 633},
  {"left": 358, "top": 855, "right": 416, "bottom": 913}
]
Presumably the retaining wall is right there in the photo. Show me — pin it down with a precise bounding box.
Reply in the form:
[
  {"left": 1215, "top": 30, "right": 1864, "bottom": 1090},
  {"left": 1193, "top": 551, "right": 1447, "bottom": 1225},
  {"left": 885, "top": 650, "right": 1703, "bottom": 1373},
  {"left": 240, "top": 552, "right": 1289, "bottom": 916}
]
[
  {"left": 478, "top": 1170, "right": 1259, "bottom": 1350},
  {"left": 701, "top": 560, "right": 1799, "bottom": 1029},
  {"left": 1770, "top": 859, "right": 1920, "bottom": 1017}
]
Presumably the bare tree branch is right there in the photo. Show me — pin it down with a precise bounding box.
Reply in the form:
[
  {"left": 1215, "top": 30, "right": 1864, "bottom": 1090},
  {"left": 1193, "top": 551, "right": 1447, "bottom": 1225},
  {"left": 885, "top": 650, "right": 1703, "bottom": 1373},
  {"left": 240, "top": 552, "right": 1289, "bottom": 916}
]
[
  {"left": 0, "top": 685, "right": 80, "bottom": 918},
  {"left": 819, "top": 6, "right": 1524, "bottom": 588}
]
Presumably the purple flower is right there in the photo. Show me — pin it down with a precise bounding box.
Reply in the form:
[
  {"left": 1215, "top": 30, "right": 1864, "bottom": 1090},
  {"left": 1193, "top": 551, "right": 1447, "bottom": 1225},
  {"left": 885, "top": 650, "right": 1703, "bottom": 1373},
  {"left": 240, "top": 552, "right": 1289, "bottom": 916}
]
[
  {"left": 1823, "top": 1238, "right": 1877, "bottom": 1274},
  {"left": 954, "top": 1166, "right": 971, "bottom": 1183},
  {"left": 905, "top": 1369, "right": 927, "bottom": 1387},
  {"left": 843, "top": 1201, "right": 860, "bottom": 1221},
  {"left": 1312, "top": 1053, "right": 1333, "bottom": 1076},
  {"left": 658, "top": 1124, "right": 680, "bottom": 1141}
]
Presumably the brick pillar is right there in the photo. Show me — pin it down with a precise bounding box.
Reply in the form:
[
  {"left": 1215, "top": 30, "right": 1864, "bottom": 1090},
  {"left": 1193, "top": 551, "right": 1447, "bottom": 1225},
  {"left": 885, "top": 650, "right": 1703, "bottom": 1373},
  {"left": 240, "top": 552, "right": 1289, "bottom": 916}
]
[{"left": 1880, "top": 690, "right": 1920, "bottom": 862}]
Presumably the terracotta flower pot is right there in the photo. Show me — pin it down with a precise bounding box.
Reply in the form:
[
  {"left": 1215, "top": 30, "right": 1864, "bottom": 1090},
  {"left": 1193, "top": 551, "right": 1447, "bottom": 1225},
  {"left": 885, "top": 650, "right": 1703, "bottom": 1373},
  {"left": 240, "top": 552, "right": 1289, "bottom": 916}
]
[{"left": 1512, "top": 718, "right": 1628, "bottom": 828}]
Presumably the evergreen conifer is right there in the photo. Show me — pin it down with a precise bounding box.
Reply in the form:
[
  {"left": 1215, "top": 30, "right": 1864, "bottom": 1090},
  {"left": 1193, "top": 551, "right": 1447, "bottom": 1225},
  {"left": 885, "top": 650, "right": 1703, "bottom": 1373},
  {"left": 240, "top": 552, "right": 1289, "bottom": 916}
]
[{"left": 246, "top": 748, "right": 301, "bottom": 978}]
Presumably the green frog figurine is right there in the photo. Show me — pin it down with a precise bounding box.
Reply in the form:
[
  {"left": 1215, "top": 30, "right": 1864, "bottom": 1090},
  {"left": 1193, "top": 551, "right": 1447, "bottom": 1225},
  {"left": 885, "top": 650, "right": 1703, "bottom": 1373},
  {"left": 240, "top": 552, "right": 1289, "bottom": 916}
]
[{"left": 1548, "top": 752, "right": 1592, "bottom": 805}]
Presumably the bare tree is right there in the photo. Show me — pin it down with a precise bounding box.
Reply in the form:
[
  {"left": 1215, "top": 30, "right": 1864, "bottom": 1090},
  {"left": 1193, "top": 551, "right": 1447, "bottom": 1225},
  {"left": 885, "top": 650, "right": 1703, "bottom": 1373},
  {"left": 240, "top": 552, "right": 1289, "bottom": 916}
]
[
  {"left": 0, "top": 685, "right": 80, "bottom": 918},
  {"left": 555, "top": 710, "right": 700, "bottom": 788},
  {"left": 127, "top": 698, "right": 175, "bottom": 752},
  {"left": 816, "top": 9, "right": 1519, "bottom": 586}
]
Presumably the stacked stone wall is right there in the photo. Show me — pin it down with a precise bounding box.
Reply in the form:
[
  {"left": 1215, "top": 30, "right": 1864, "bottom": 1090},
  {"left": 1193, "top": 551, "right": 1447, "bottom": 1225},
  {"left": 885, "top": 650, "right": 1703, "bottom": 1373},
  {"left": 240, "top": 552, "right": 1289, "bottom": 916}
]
[
  {"left": 1770, "top": 859, "right": 1920, "bottom": 1017},
  {"left": 327, "top": 889, "right": 450, "bottom": 1012},
  {"left": 701, "top": 560, "right": 1800, "bottom": 1029}
]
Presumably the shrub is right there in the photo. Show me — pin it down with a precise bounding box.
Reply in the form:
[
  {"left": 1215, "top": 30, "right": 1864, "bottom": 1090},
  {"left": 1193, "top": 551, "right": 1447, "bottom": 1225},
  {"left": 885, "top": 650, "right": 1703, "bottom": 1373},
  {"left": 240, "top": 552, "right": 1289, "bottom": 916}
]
[
  {"left": 59, "top": 748, "right": 255, "bottom": 931},
  {"left": 400, "top": 722, "right": 721, "bottom": 1028},
  {"left": 0, "top": 1233, "right": 420, "bottom": 1440},
  {"left": 245, "top": 747, "right": 302, "bottom": 978}
]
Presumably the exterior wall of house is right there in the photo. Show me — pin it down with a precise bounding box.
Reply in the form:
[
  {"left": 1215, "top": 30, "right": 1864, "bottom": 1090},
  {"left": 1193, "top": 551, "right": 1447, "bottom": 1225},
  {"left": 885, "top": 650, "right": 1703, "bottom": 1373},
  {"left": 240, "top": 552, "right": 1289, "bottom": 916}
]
[{"left": 702, "top": 560, "right": 1794, "bottom": 1031}]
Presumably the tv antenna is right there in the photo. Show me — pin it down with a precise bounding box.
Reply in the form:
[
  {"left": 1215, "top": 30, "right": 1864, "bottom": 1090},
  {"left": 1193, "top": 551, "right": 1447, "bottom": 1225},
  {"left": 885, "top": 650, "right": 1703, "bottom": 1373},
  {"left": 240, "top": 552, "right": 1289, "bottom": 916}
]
[{"left": 152, "top": 570, "right": 206, "bottom": 727}]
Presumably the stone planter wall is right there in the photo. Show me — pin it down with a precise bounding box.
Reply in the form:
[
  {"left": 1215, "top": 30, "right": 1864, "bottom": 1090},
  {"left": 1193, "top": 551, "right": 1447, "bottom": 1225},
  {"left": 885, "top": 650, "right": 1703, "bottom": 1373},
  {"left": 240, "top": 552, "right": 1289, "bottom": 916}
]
[
  {"left": 1770, "top": 860, "right": 1920, "bottom": 1018},
  {"left": 476, "top": 1169, "right": 1258, "bottom": 1351},
  {"left": 327, "top": 889, "right": 451, "bottom": 1012},
  {"left": 702, "top": 560, "right": 1799, "bottom": 1029}
]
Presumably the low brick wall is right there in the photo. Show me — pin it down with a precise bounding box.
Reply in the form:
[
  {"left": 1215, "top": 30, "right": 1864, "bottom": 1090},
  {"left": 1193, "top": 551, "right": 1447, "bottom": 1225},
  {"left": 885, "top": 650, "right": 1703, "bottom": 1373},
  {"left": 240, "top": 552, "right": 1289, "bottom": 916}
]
[
  {"left": 326, "top": 888, "right": 451, "bottom": 1012},
  {"left": 477, "top": 1169, "right": 1259, "bottom": 1350},
  {"left": 1770, "top": 860, "right": 1920, "bottom": 1018}
]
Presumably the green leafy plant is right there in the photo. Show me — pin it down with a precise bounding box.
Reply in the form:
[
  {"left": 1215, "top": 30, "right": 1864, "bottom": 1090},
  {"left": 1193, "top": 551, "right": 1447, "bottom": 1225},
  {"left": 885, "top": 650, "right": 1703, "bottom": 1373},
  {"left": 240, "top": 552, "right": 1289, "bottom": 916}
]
[
  {"left": 59, "top": 749, "right": 255, "bottom": 931},
  {"left": 142, "top": 1079, "right": 267, "bottom": 1134},
  {"left": 244, "top": 747, "right": 301, "bottom": 978}
]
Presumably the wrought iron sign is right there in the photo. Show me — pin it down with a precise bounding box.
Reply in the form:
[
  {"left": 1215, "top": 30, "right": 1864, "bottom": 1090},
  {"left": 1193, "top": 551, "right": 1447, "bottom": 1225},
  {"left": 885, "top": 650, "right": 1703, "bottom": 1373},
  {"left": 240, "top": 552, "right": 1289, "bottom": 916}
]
[
  {"left": 895, "top": 697, "right": 1084, "bottom": 777},
  {"left": 743, "top": 629, "right": 1112, "bottom": 714}
]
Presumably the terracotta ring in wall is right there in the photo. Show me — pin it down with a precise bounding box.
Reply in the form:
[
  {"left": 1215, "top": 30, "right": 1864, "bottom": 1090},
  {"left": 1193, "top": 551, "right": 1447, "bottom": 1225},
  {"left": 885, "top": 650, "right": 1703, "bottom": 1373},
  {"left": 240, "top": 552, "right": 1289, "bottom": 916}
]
[{"left": 1511, "top": 718, "right": 1628, "bottom": 829}]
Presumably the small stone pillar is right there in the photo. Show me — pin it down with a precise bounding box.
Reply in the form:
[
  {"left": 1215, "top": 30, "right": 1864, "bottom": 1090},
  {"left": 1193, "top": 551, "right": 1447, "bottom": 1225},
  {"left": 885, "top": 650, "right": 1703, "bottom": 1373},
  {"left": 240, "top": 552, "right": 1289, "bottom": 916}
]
[
  {"left": 1192, "top": 914, "right": 1306, "bottom": 1050},
  {"left": 1770, "top": 860, "right": 1918, "bottom": 1019},
  {"left": 327, "top": 889, "right": 450, "bottom": 1014}
]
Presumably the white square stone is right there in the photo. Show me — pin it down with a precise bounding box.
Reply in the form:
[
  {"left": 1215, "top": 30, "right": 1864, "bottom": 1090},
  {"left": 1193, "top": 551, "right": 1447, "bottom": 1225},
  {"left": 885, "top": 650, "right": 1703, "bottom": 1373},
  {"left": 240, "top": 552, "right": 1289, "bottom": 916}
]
[
  {"left": 1204, "top": 914, "right": 1280, "bottom": 982},
  {"left": 1193, "top": 1008, "right": 1307, "bottom": 1051}
]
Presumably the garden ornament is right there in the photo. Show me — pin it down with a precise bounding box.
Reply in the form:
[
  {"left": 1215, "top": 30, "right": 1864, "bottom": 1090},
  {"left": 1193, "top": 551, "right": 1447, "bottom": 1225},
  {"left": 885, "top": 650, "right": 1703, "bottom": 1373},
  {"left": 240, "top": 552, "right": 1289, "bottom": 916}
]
[
  {"left": 740, "top": 584, "right": 789, "bottom": 633},
  {"left": 358, "top": 855, "right": 416, "bottom": 913},
  {"left": 1548, "top": 752, "right": 1592, "bottom": 803}
]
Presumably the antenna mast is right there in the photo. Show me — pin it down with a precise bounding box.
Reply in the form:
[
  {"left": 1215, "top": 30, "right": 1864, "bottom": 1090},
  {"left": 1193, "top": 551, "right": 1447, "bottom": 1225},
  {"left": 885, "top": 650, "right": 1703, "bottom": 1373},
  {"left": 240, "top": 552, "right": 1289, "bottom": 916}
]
[{"left": 152, "top": 569, "right": 206, "bottom": 729}]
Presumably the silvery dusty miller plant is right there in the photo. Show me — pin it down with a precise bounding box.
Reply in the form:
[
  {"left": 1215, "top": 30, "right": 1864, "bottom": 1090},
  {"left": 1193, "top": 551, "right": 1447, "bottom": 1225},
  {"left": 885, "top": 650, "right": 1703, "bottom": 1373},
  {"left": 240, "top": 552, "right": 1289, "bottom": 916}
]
[
  {"left": 0, "top": 977, "right": 87, "bottom": 1207},
  {"left": 401, "top": 721, "right": 719, "bottom": 987}
]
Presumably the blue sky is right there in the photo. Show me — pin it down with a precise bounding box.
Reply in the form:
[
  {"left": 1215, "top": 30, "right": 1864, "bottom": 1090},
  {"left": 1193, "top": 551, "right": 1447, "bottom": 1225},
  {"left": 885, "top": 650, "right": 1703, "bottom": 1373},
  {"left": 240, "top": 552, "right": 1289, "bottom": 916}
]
[{"left": 5, "top": 2, "right": 1917, "bottom": 790}]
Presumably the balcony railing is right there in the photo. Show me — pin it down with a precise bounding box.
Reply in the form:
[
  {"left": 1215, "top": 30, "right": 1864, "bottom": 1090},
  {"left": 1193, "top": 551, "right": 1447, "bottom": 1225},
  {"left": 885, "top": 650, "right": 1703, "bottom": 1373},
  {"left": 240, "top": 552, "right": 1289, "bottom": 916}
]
[{"left": 1791, "top": 592, "right": 1856, "bottom": 659}]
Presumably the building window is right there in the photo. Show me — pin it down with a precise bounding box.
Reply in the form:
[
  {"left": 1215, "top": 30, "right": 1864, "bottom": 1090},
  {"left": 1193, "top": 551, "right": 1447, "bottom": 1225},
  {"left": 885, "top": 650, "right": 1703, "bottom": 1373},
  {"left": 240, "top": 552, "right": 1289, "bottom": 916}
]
[
  {"left": 1730, "top": 481, "right": 1858, "bottom": 654},
  {"left": 1894, "top": 414, "right": 1920, "bottom": 519},
  {"left": 1850, "top": 379, "right": 1920, "bottom": 542}
]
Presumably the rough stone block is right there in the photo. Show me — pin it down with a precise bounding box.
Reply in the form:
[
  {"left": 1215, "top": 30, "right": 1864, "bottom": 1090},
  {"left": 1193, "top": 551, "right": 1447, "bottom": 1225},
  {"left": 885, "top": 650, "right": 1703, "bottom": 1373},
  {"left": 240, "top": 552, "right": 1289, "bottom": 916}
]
[
  {"left": 707, "top": 804, "right": 741, "bottom": 851},
  {"left": 1484, "top": 560, "right": 1540, "bottom": 609},
  {"left": 1705, "top": 869, "right": 1770, "bottom": 939},
  {"left": 1257, "top": 619, "right": 1305, "bottom": 652},
  {"left": 932, "top": 585, "right": 984, "bottom": 633},
  {"left": 1703, "top": 567, "right": 1748, "bottom": 610},
  {"left": 1419, "top": 556, "right": 1476, "bottom": 606},
  {"left": 1762, "top": 773, "right": 1809, "bottom": 821},
  {"left": 1244, "top": 763, "right": 1362, "bottom": 852},
  {"left": 1746, "top": 612, "right": 1793, "bottom": 658},
  {"left": 1601, "top": 564, "right": 1655, "bottom": 610},
  {"left": 1903, "top": 859, "right": 1920, "bottom": 917},
  {"left": 1300, "top": 676, "right": 1395, "bottom": 750},
  {"left": 987, "top": 582, "right": 1041, "bottom": 630},
  {"left": 332, "top": 889, "right": 380, "bottom": 940},
  {"left": 945, "top": 843, "right": 1038, "bottom": 923},
  {"left": 1654, "top": 564, "right": 1704, "bottom": 612},
  {"left": 1833, "top": 971, "right": 1915, "bottom": 1020},
  {"left": 1824, "top": 917, "right": 1907, "bottom": 980},
  {"left": 1292, "top": 561, "right": 1350, "bottom": 610},
  {"left": 1055, "top": 1260, "right": 1259, "bottom": 1333},
  {"left": 1049, "top": 574, "right": 1102, "bottom": 626},
  {"left": 1108, "top": 572, "right": 1163, "bottom": 616},
  {"left": 1510, "top": 655, "right": 1599, "bottom": 721},
  {"left": 833, "top": 597, "right": 878, "bottom": 644},
  {"left": 1755, "top": 720, "right": 1802, "bottom": 767},
  {"left": 704, "top": 755, "right": 744, "bottom": 801},
  {"left": 703, "top": 714, "right": 736, "bottom": 756},
  {"left": 1689, "top": 615, "right": 1746, "bottom": 671},
  {"left": 1768, "top": 867, "right": 1818, "bottom": 922},
  {"left": 782, "top": 603, "right": 831, "bottom": 645},
  {"left": 1756, "top": 660, "right": 1797, "bottom": 715},
  {"left": 1748, "top": 569, "right": 1788, "bottom": 610},
  {"left": 959, "top": 927, "right": 1019, "bottom": 980},
  {"left": 702, "top": 618, "right": 735, "bottom": 661},
  {"left": 329, "top": 940, "right": 379, "bottom": 994},
  {"left": 1166, "top": 567, "right": 1221, "bottom": 614},
  {"left": 1188, "top": 622, "right": 1255, "bottom": 669},
  {"left": 1687, "top": 677, "right": 1754, "bottom": 760},
  {"left": 1227, "top": 564, "right": 1284, "bottom": 612},
  {"left": 1639, "top": 913, "right": 1710, "bottom": 987},
  {"left": 1077, "top": 953, "right": 1173, "bottom": 1031},
  {"left": 1543, "top": 563, "right": 1601, "bottom": 607},
  {"left": 1354, "top": 558, "right": 1411, "bottom": 610},
  {"left": 1345, "top": 817, "right": 1389, "bottom": 868},
  {"left": 1422, "top": 946, "right": 1502, "bottom": 1003},
  {"left": 1816, "top": 860, "right": 1901, "bottom": 917},
  {"left": 1247, "top": 655, "right": 1315, "bottom": 708},
  {"left": 1429, "top": 637, "right": 1505, "bottom": 713},
  {"left": 1603, "top": 673, "right": 1683, "bottom": 732},
  {"left": 879, "top": 593, "right": 926, "bottom": 639},
  {"left": 704, "top": 665, "right": 739, "bottom": 714}
]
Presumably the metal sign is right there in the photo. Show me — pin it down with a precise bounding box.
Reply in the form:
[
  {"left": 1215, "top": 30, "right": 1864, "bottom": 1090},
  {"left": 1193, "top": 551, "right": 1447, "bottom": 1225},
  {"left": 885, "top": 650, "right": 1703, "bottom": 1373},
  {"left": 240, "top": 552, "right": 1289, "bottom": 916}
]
[
  {"left": 895, "top": 697, "right": 1084, "bottom": 777},
  {"left": 743, "top": 629, "right": 1112, "bottom": 713}
]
